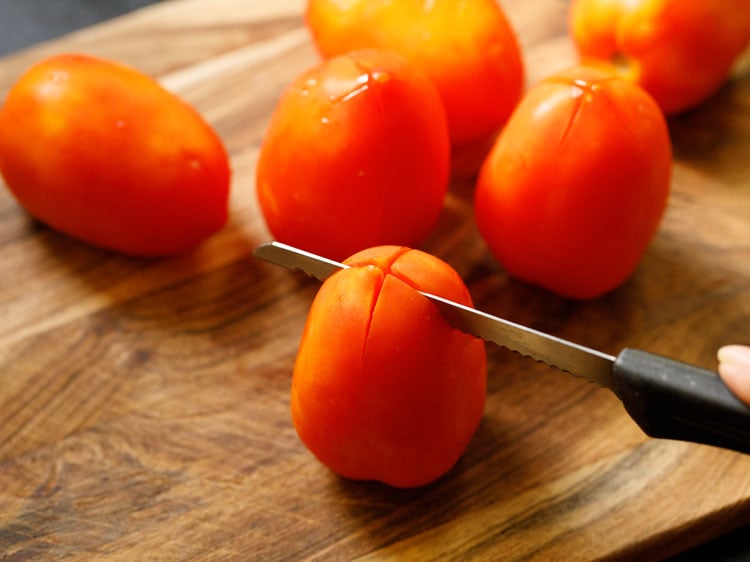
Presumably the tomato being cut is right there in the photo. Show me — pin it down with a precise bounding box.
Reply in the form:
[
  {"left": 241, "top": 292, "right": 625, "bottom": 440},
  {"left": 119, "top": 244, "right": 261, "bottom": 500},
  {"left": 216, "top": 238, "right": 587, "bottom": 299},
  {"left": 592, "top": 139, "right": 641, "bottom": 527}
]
[
  {"left": 256, "top": 49, "right": 450, "bottom": 261},
  {"left": 0, "top": 53, "right": 230, "bottom": 256},
  {"left": 475, "top": 65, "right": 672, "bottom": 300},
  {"left": 569, "top": 0, "right": 750, "bottom": 114},
  {"left": 291, "top": 245, "right": 487, "bottom": 488},
  {"left": 305, "top": 0, "right": 524, "bottom": 159}
]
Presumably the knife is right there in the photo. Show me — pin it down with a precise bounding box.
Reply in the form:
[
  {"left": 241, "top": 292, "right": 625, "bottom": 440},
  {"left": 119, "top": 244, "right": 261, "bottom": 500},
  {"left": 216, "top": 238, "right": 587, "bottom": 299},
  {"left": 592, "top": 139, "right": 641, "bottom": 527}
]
[{"left": 253, "top": 241, "right": 750, "bottom": 455}]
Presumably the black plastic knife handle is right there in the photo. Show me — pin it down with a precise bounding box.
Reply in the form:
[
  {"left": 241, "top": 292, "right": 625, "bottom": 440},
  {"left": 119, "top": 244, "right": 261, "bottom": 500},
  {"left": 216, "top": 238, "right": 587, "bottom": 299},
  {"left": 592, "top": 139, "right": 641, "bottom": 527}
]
[{"left": 612, "top": 348, "right": 750, "bottom": 455}]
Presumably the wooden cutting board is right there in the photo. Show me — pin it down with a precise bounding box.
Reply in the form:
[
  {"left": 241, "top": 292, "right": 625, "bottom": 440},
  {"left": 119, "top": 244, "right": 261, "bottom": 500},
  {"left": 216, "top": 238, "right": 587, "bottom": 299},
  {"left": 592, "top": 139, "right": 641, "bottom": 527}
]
[{"left": 1, "top": 0, "right": 749, "bottom": 559}]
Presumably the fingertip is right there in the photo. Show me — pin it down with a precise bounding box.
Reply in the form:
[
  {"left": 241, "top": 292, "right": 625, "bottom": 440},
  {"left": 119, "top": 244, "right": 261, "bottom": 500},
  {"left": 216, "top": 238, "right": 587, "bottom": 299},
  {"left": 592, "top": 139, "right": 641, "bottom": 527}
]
[
  {"left": 718, "top": 345, "right": 750, "bottom": 405},
  {"left": 717, "top": 344, "right": 750, "bottom": 365}
]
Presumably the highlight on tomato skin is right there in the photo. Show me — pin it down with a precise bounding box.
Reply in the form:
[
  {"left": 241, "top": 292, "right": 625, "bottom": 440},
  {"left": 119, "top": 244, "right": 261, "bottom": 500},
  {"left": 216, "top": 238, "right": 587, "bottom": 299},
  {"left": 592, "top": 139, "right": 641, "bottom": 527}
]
[
  {"left": 0, "top": 53, "right": 231, "bottom": 256},
  {"left": 256, "top": 49, "right": 450, "bottom": 262},
  {"left": 569, "top": 0, "right": 750, "bottom": 115},
  {"left": 305, "top": 0, "right": 525, "bottom": 160},
  {"left": 474, "top": 65, "right": 672, "bottom": 300},
  {"left": 291, "top": 245, "right": 487, "bottom": 488}
]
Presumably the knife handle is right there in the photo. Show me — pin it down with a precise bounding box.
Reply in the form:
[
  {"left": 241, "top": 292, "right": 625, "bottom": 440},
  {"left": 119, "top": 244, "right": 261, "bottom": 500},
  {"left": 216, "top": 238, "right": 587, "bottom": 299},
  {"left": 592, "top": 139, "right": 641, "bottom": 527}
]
[{"left": 612, "top": 348, "right": 750, "bottom": 455}]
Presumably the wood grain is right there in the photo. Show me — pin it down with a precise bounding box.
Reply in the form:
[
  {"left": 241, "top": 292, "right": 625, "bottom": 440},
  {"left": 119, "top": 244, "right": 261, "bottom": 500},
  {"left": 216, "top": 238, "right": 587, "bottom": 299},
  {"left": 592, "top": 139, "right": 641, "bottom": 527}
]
[{"left": 1, "top": 0, "right": 749, "bottom": 559}]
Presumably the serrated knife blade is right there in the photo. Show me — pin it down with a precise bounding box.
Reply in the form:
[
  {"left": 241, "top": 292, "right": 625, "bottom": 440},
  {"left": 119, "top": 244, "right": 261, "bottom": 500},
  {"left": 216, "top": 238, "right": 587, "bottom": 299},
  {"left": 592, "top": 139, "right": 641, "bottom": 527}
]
[{"left": 253, "top": 241, "right": 750, "bottom": 455}]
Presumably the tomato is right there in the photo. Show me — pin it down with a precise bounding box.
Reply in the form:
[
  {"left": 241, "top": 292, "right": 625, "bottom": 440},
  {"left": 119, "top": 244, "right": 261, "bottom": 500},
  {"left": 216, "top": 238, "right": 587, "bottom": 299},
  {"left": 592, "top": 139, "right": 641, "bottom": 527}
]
[
  {"left": 569, "top": 0, "right": 750, "bottom": 114},
  {"left": 474, "top": 66, "right": 672, "bottom": 300},
  {"left": 291, "top": 245, "right": 487, "bottom": 488},
  {"left": 0, "top": 53, "right": 230, "bottom": 256},
  {"left": 305, "top": 0, "right": 524, "bottom": 156},
  {"left": 256, "top": 49, "right": 450, "bottom": 261}
]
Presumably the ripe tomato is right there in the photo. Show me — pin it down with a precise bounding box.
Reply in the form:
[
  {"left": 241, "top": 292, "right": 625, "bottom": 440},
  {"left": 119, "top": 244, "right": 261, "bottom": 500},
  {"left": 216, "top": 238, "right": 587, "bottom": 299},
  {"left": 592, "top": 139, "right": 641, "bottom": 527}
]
[
  {"left": 256, "top": 49, "right": 450, "bottom": 261},
  {"left": 475, "top": 66, "right": 672, "bottom": 300},
  {"left": 569, "top": 0, "right": 750, "bottom": 114},
  {"left": 305, "top": 0, "right": 524, "bottom": 153},
  {"left": 292, "top": 245, "right": 487, "bottom": 488},
  {"left": 0, "top": 54, "right": 230, "bottom": 256}
]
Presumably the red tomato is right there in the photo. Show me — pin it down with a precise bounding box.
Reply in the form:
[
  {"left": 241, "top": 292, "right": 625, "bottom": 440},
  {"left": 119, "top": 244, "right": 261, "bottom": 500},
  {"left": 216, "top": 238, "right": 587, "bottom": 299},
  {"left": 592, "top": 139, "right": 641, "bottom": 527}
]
[
  {"left": 0, "top": 54, "right": 230, "bottom": 256},
  {"left": 256, "top": 49, "right": 450, "bottom": 261},
  {"left": 292, "top": 245, "right": 487, "bottom": 488},
  {"left": 569, "top": 0, "right": 750, "bottom": 114},
  {"left": 305, "top": 0, "right": 524, "bottom": 154},
  {"left": 475, "top": 66, "right": 672, "bottom": 300}
]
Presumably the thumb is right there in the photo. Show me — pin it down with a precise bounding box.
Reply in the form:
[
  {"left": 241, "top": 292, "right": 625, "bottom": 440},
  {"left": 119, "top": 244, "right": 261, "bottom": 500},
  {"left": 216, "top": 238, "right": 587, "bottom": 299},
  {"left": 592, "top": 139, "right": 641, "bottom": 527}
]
[{"left": 718, "top": 345, "right": 750, "bottom": 405}]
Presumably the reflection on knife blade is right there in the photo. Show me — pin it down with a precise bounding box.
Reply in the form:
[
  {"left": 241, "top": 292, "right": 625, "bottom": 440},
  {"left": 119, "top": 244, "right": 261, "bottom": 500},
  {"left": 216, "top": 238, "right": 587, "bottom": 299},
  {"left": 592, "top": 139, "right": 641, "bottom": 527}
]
[{"left": 253, "top": 241, "right": 750, "bottom": 455}]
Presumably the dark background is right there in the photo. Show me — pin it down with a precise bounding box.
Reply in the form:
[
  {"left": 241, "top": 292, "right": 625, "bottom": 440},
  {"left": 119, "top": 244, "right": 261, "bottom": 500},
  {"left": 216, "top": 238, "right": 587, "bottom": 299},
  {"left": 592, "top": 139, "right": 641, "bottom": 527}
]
[
  {"left": 0, "top": 0, "right": 748, "bottom": 559},
  {"left": 0, "top": 0, "right": 159, "bottom": 55}
]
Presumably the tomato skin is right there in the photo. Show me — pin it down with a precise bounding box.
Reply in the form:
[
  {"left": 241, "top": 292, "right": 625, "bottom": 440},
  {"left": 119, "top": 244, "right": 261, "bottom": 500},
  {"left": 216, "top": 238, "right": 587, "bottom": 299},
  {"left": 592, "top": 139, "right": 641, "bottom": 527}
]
[
  {"left": 475, "top": 66, "right": 672, "bottom": 300},
  {"left": 0, "top": 54, "right": 230, "bottom": 256},
  {"left": 256, "top": 49, "right": 450, "bottom": 261},
  {"left": 291, "top": 246, "right": 487, "bottom": 488},
  {"left": 569, "top": 0, "right": 750, "bottom": 114},
  {"left": 305, "top": 0, "right": 524, "bottom": 150}
]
